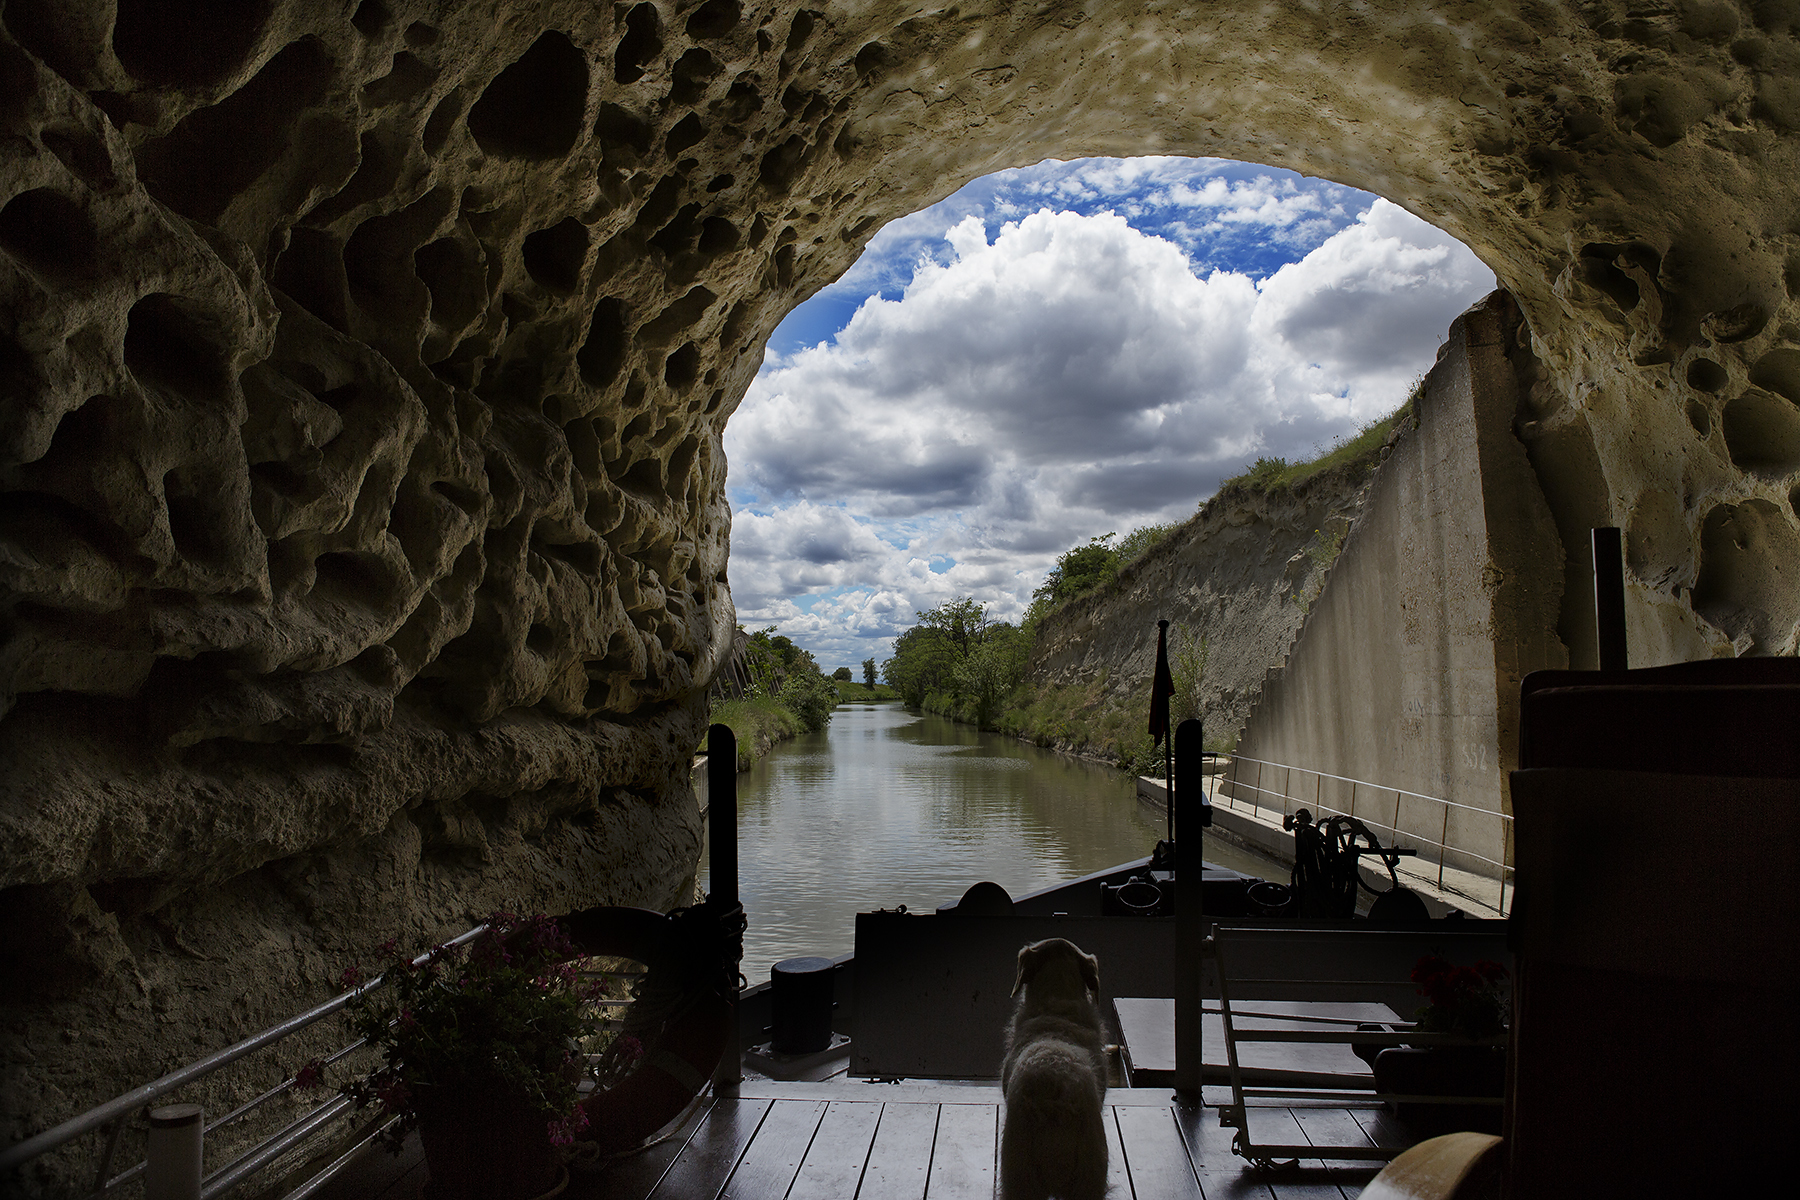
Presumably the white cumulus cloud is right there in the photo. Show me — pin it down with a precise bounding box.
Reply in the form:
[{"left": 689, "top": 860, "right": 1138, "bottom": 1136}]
[{"left": 726, "top": 171, "right": 1495, "bottom": 667}]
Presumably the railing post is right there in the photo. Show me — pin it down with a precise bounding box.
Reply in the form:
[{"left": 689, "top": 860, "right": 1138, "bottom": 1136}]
[
  {"left": 707, "top": 724, "right": 742, "bottom": 1098},
  {"left": 1592, "top": 526, "right": 1627, "bottom": 671},
  {"left": 1174, "top": 719, "right": 1209, "bottom": 1101},
  {"left": 1439, "top": 799, "right": 1451, "bottom": 889},
  {"left": 145, "top": 1104, "right": 202, "bottom": 1200}
]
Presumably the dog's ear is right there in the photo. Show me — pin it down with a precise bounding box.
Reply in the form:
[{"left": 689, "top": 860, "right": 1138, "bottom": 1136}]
[
  {"left": 1079, "top": 948, "right": 1100, "bottom": 996},
  {"left": 1012, "top": 941, "right": 1046, "bottom": 998}
]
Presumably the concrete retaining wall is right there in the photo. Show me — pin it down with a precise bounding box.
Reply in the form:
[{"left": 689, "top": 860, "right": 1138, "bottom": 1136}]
[{"left": 1224, "top": 293, "right": 1567, "bottom": 880}]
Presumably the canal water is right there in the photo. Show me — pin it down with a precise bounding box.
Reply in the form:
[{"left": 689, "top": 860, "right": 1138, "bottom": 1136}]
[{"left": 698, "top": 703, "right": 1289, "bottom": 988}]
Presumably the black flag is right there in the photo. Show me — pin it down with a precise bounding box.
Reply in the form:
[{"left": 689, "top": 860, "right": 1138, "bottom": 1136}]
[{"left": 1150, "top": 619, "right": 1174, "bottom": 746}]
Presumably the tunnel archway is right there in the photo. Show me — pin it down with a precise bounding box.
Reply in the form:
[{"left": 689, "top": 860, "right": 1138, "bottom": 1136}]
[{"left": 2, "top": 4, "right": 1796, "bottom": 1179}]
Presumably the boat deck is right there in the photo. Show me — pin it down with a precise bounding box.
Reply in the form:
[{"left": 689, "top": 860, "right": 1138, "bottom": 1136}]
[{"left": 319, "top": 1082, "right": 1414, "bottom": 1200}]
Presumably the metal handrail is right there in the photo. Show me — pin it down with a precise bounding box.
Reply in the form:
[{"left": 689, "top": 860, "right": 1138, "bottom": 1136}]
[
  {"left": 1221, "top": 755, "right": 1513, "bottom": 916},
  {"left": 1226, "top": 755, "right": 1516, "bottom": 821},
  {"left": 0, "top": 923, "right": 488, "bottom": 1187}
]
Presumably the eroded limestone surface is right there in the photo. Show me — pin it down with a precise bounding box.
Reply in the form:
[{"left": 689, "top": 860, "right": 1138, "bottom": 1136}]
[{"left": 5, "top": 1, "right": 1800, "bottom": 1186}]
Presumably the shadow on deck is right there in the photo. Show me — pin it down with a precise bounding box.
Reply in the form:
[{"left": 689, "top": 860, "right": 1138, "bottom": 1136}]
[{"left": 317, "top": 1082, "right": 1415, "bottom": 1200}]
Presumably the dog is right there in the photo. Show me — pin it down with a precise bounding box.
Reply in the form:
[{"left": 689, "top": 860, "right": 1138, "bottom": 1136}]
[{"left": 999, "top": 938, "right": 1108, "bottom": 1200}]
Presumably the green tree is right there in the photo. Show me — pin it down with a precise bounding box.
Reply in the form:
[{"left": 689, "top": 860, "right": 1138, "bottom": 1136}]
[
  {"left": 783, "top": 668, "right": 839, "bottom": 731},
  {"left": 832, "top": 666, "right": 853, "bottom": 681},
  {"left": 952, "top": 622, "right": 1031, "bottom": 728},
  {"left": 862, "top": 657, "right": 877, "bottom": 687},
  {"left": 882, "top": 625, "right": 960, "bottom": 709},
  {"left": 915, "top": 596, "right": 989, "bottom": 657}
]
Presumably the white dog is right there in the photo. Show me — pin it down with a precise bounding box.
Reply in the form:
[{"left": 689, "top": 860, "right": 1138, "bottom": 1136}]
[{"left": 1000, "top": 938, "right": 1108, "bottom": 1200}]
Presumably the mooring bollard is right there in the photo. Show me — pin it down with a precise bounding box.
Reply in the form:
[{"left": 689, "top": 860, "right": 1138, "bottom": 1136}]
[{"left": 145, "top": 1103, "right": 202, "bottom": 1200}]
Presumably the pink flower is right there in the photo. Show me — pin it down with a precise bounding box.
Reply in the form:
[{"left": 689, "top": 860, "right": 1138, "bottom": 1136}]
[
  {"left": 547, "top": 1106, "right": 589, "bottom": 1148},
  {"left": 293, "top": 1059, "right": 326, "bottom": 1091},
  {"left": 616, "top": 1035, "right": 644, "bottom": 1061},
  {"left": 338, "top": 965, "right": 364, "bottom": 990}
]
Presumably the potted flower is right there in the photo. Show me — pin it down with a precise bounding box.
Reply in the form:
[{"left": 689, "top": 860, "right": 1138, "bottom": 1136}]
[
  {"left": 1372, "top": 954, "right": 1510, "bottom": 1134},
  {"left": 301, "top": 914, "right": 613, "bottom": 1200}
]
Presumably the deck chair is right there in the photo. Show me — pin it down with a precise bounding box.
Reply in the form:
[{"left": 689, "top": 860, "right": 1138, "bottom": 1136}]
[{"left": 1209, "top": 924, "right": 1509, "bottom": 1169}]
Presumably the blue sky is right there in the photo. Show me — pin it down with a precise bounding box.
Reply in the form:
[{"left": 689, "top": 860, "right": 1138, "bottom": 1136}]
[{"left": 722, "top": 157, "right": 1496, "bottom": 671}]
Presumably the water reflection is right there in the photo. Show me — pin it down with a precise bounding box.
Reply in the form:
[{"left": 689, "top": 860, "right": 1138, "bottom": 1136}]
[{"left": 700, "top": 704, "right": 1285, "bottom": 987}]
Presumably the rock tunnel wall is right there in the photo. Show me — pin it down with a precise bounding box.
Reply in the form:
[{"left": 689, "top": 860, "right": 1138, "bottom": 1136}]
[{"left": 5, "top": 0, "right": 1800, "bottom": 1182}]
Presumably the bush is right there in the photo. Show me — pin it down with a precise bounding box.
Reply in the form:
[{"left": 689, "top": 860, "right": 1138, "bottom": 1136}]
[{"left": 781, "top": 669, "right": 839, "bottom": 732}]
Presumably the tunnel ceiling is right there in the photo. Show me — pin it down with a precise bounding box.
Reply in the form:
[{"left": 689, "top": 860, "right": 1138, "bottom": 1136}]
[{"left": 3, "top": 1, "right": 1800, "bottom": 925}]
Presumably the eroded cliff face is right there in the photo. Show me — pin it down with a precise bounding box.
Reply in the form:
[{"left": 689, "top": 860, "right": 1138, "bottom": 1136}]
[
  {"left": 1028, "top": 466, "right": 1379, "bottom": 746},
  {"left": 5, "top": 0, "right": 1800, "bottom": 1184}
]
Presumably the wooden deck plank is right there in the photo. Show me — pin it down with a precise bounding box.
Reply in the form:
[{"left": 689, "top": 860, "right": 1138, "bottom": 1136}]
[
  {"left": 1289, "top": 1107, "right": 1383, "bottom": 1195},
  {"left": 856, "top": 1103, "right": 941, "bottom": 1200},
  {"left": 1170, "top": 1101, "right": 1275, "bottom": 1200},
  {"left": 719, "top": 1099, "right": 828, "bottom": 1200},
  {"left": 567, "top": 1096, "right": 715, "bottom": 1200},
  {"left": 644, "top": 1097, "right": 772, "bottom": 1200},
  {"left": 787, "top": 1101, "right": 884, "bottom": 1200},
  {"left": 1346, "top": 1105, "right": 1414, "bottom": 1152},
  {"left": 1242, "top": 1110, "right": 1350, "bottom": 1200},
  {"left": 1113, "top": 1104, "right": 1203, "bottom": 1199},
  {"left": 1104, "top": 1106, "right": 1135, "bottom": 1199},
  {"left": 924, "top": 1102, "right": 996, "bottom": 1200}
]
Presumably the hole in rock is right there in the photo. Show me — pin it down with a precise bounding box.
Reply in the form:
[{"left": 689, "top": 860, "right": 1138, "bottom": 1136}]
[
  {"left": 1721, "top": 392, "right": 1800, "bottom": 475},
  {"left": 1693, "top": 498, "right": 1800, "bottom": 652},
  {"left": 664, "top": 342, "right": 700, "bottom": 389},
  {"left": 0, "top": 188, "right": 98, "bottom": 279},
  {"left": 308, "top": 131, "right": 405, "bottom": 225},
  {"left": 361, "top": 51, "right": 437, "bottom": 106},
  {"left": 414, "top": 236, "right": 486, "bottom": 331},
  {"left": 1687, "top": 357, "right": 1728, "bottom": 392},
  {"left": 614, "top": 3, "right": 662, "bottom": 85},
  {"left": 1686, "top": 398, "right": 1712, "bottom": 437},
  {"left": 686, "top": 0, "right": 741, "bottom": 39},
  {"left": 1749, "top": 347, "right": 1800, "bottom": 404},
  {"left": 665, "top": 113, "right": 707, "bottom": 157},
  {"left": 578, "top": 298, "right": 629, "bottom": 387},
  {"left": 467, "top": 31, "right": 589, "bottom": 160},
  {"left": 532, "top": 532, "right": 602, "bottom": 575},
  {"left": 123, "top": 293, "right": 227, "bottom": 402},
  {"left": 527, "top": 623, "right": 555, "bottom": 653},
  {"left": 351, "top": 1, "right": 391, "bottom": 37},
  {"left": 405, "top": 23, "right": 439, "bottom": 46},
  {"left": 522, "top": 218, "right": 589, "bottom": 293},
  {"left": 648, "top": 203, "right": 702, "bottom": 256},
  {"left": 312, "top": 549, "right": 391, "bottom": 603},
  {"left": 113, "top": 0, "right": 273, "bottom": 87},
  {"left": 162, "top": 467, "right": 232, "bottom": 566},
  {"left": 136, "top": 36, "right": 331, "bottom": 224},
  {"left": 593, "top": 104, "right": 653, "bottom": 165},
  {"left": 697, "top": 216, "right": 740, "bottom": 256},
  {"left": 670, "top": 49, "right": 720, "bottom": 105},
  {"left": 40, "top": 128, "right": 114, "bottom": 188},
  {"left": 250, "top": 459, "right": 310, "bottom": 498},
  {"left": 0, "top": 489, "right": 131, "bottom": 562},
  {"left": 706, "top": 173, "right": 735, "bottom": 193},
  {"left": 432, "top": 480, "right": 484, "bottom": 515}
]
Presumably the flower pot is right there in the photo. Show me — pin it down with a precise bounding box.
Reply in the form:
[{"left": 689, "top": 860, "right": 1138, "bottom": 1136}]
[
  {"left": 1372, "top": 1045, "right": 1505, "bottom": 1136},
  {"left": 415, "top": 1081, "right": 564, "bottom": 1200}
]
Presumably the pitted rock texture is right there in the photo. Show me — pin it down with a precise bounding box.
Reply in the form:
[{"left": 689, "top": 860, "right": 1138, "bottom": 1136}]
[{"left": 5, "top": 0, "right": 1800, "bottom": 1186}]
